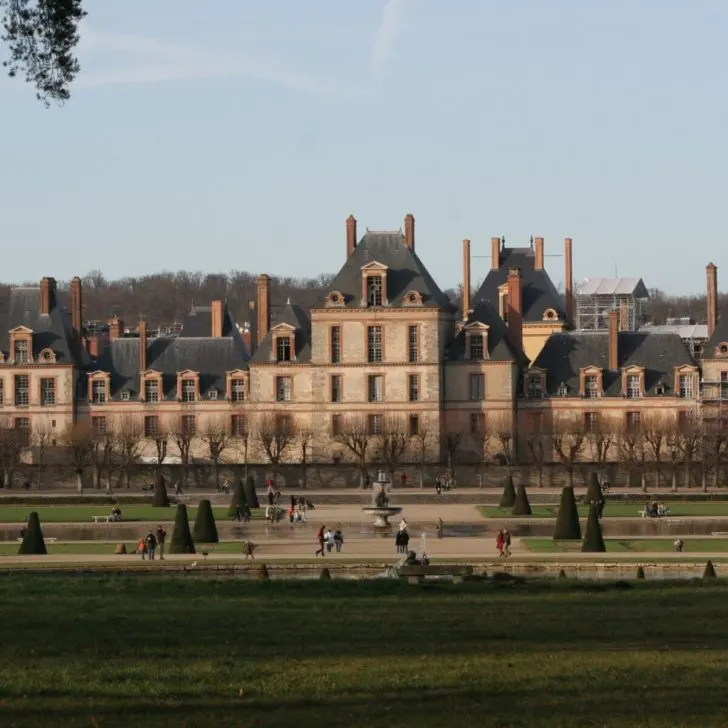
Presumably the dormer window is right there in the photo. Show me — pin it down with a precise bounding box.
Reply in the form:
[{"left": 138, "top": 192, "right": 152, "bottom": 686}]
[
  {"left": 361, "top": 261, "right": 388, "bottom": 307},
  {"left": 92, "top": 380, "right": 107, "bottom": 404},
  {"left": 326, "top": 290, "right": 346, "bottom": 307},
  {"left": 579, "top": 368, "right": 603, "bottom": 398},
  {"left": 715, "top": 343, "right": 728, "bottom": 357},
  {"left": 276, "top": 336, "right": 292, "bottom": 362},
  {"left": 585, "top": 375, "right": 599, "bottom": 399},
  {"left": 9, "top": 328, "right": 33, "bottom": 364},
  {"left": 557, "top": 382, "right": 568, "bottom": 397},
  {"left": 367, "top": 276, "right": 383, "bottom": 306},
  {"left": 38, "top": 348, "right": 56, "bottom": 363},
  {"left": 176, "top": 371, "right": 200, "bottom": 402},
  {"left": 231, "top": 378, "right": 245, "bottom": 402},
  {"left": 526, "top": 373, "right": 543, "bottom": 400},
  {"left": 403, "top": 290, "right": 423, "bottom": 306},
  {"left": 678, "top": 374, "right": 694, "bottom": 399},
  {"left": 181, "top": 379, "right": 196, "bottom": 402},
  {"left": 144, "top": 378, "right": 159, "bottom": 402},
  {"left": 13, "top": 339, "right": 29, "bottom": 363},
  {"left": 226, "top": 370, "right": 248, "bottom": 402},
  {"left": 542, "top": 309, "right": 558, "bottom": 321},
  {"left": 623, "top": 370, "right": 644, "bottom": 399},
  {"left": 470, "top": 334, "right": 484, "bottom": 361}
]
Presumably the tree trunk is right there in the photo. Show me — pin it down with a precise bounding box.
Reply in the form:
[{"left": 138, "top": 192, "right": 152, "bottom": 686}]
[
  {"left": 419, "top": 460, "right": 425, "bottom": 489},
  {"left": 538, "top": 467, "right": 543, "bottom": 489},
  {"left": 213, "top": 461, "right": 220, "bottom": 491},
  {"left": 93, "top": 464, "right": 101, "bottom": 490},
  {"left": 76, "top": 470, "right": 84, "bottom": 493},
  {"left": 568, "top": 466, "right": 575, "bottom": 488},
  {"left": 640, "top": 471, "right": 647, "bottom": 493},
  {"left": 702, "top": 470, "right": 708, "bottom": 493},
  {"left": 654, "top": 463, "right": 660, "bottom": 489},
  {"left": 36, "top": 462, "right": 44, "bottom": 489},
  {"left": 684, "top": 462, "right": 691, "bottom": 488},
  {"left": 671, "top": 470, "right": 677, "bottom": 492},
  {"left": 105, "top": 469, "right": 113, "bottom": 494}
]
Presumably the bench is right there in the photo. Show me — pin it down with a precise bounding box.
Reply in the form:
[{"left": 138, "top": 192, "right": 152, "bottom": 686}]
[
  {"left": 16, "top": 537, "right": 57, "bottom": 543},
  {"left": 398, "top": 565, "right": 474, "bottom": 584},
  {"left": 92, "top": 516, "right": 112, "bottom": 524}
]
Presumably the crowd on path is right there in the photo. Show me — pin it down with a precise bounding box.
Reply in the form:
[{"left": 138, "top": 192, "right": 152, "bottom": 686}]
[
  {"left": 137, "top": 526, "right": 166, "bottom": 560},
  {"left": 314, "top": 525, "right": 345, "bottom": 556},
  {"left": 496, "top": 529, "right": 512, "bottom": 558}
]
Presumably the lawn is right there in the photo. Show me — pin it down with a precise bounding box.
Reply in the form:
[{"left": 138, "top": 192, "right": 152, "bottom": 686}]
[
  {"left": 523, "top": 537, "right": 728, "bottom": 553},
  {"left": 479, "top": 502, "right": 728, "bottom": 518},
  {"left": 0, "top": 541, "right": 253, "bottom": 556},
  {"left": 1, "top": 577, "right": 728, "bottom": 727},
  {"left": 0, "top": 505, "right": 262, "bottom": 524}
]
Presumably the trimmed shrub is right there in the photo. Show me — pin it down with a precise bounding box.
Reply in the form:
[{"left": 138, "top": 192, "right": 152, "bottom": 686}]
[
  {"left": 511, "top": 484, "right": 532, "bottom": 516},
  {"left": 636, "top": 566, "right": 646, "bottom": 580},
  {"left": 192, "top": 499, "right": 219, "bottom": 543},
  {"left": 553, "top": 486, "right": 581, "bottom": 540},
  {"left": 499, "top": 476, "right": 516, "bottom": 508},
  {"left": 228, "top": 476, "right": 248, "bottom": 517},
  {"left": 583, "top": 472, "right": 604, "bottom": 505},
  {"left": 319, "top": 568, "right": 332, "bottom": 580},
  {"left": 557, "top": 569, "right": 568, "bottom": 579},
  {"left": 115, "top": 543, "right": 127, "bottom": 555},
  {"left": 18, "top": 512, "right": 47, "bottom": 555},
  {"left": 703, "top": 560, "right": 717, "bottom": 579},
  {"left": 244, "top": 476, "right": 260, "bottom": 509},
  {"left": 581, "top": 504, "right": 606, "bottom": 553},
  {"left": 169, "top": 504, "right": 196, "bottom": 554},
  {"left": 152, "top": 472, "right": 170, "bottom": 507},
  {"left": 257, "top": 564, "right": 270, "bottom": 581}
]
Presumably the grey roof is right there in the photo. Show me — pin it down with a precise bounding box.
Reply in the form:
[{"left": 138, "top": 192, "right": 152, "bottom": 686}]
[
  {"left": 318, "top": 231, "right": 454, "bottom": 310},
  {"left": 640, "top": 323, "right": 708, "bottom": 340},
  {"left": 447, "top": 299, "right": 522, "bottom": 363},
  {"left": 532, "top": 330, "right": 695, "bottom": 397},
  {"left": 472, "top": 248, "right": 566, "bottom": 323},
  {"left": 251, "top": 301, "right": 311, "bottom": 364},
  {"left": 703, "top": 310, "right": 728, "bottom": 358},
  {"left": 577, "top": 277, "right": 649, "bottom": 298},
  {"left": 178, "top": 304, "right": 237, "bottom": 338}
]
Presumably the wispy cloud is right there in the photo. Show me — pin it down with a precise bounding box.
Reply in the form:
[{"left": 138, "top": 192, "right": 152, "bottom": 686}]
[{"left": 371, "top": 0, "right": 405, "bottom": 81}]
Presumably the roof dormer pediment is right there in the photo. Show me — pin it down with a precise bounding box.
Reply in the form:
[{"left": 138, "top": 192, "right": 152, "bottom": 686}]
[
  {"left": 463, "top": 321, "right": 490, "bottom": 333},
  {"left": 360, "top": 260, "right": 388, "bottom": 272},
  {"left": 177, "top": 369, "right": 199, "bottom": 377},
  {"left": 141, "top": 369, "right": 162, "bottom": 377},
  {"left": 10, "top": 325, "right": 33, "bottom": 335},
  {"left": 226, "top": 369, "right": 248, "bottom": 377},
  {"left": 271, "top": 322, "right": 296, "bottom": 333}
]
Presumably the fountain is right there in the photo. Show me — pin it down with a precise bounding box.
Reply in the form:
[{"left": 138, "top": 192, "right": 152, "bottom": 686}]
[{"left": 362, "top": 471, "right": 402, "bottom": 528}]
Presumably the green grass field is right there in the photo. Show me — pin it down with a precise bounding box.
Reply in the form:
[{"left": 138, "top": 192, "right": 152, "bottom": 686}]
[
  {"left": 523, "top": 537, "right": 728, "bottom": 553},
  {"left": 0, "top": 576, "right": 727, "bottom": 727},
  {"left": 479, "top": 502, "right": 728, "bottom": 518},
  {"left": 0, "top": 540, "right": 255, "bottom": 556}
]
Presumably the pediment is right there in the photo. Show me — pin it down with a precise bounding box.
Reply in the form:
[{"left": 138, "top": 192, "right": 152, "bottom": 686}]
[
  {"left": 271, "top": 322, "right": 296, "bottom": 333},
  {"left": 177, "top": 369, "right": 199, "bottom": 378},
  {"left": 141, "top": 369, "right": 163, "bottom": 377},
  {"left": 464, "top": 321, "right": 490, "bottom": 333},
  {"left": 360, "top": 260, "right": 388, "bottom": 272},
  {"left": 226, "top": 369, "right": 248, "bottom": 377},
  {"left": 88, "top": 370, "right": 110, "bottom": 379},
  {"left": 580, "top": 365, "right": 602, "bottom": 375},
  {"left": 622, "top": 365, "right": 644, "bottom": 373},
  {"left": 528, "top": 366, "right": 546, "bottom": 375},
  {"left": 674, "top": 364, "right": 698, "bottom": 373},
  {"left": 10, "top": 325, "right": 33, "bottom": 335}
]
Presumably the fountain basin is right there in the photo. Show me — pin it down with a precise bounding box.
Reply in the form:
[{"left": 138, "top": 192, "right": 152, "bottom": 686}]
[{"left": 362, "top": 507, "right": 402, "bottom": 528}]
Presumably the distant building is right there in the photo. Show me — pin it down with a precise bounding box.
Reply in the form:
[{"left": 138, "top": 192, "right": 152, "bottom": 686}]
[
  {"left": 575, "top": 277, "right": 649, "bottom": 332},
  {"left": 640, "top": 318, "right": 708, "bottom": 359}
]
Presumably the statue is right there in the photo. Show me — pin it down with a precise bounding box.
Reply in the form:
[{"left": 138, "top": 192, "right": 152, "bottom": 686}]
[
  {"left": 363, "top": 470, "right": 401, "bottom": 528},
  {"left": 372, "top": 481, "right": 389, "bottom": 509}
]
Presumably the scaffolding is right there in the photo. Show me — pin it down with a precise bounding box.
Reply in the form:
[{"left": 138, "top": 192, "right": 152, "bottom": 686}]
[{"left": 574, "top": 277, "right": 650, "bottom": 331}]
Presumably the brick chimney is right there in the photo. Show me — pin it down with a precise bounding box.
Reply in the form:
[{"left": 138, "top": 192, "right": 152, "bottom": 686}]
[
  {"left": 534, "top": 237, "right": 544, "bottom": 270},
  {"left": 491, "top": 237, "right": 501, "bottom": 271},
  {"left": 346, "top": 215, "right": 357, "bottom": 258},
  {"left": 507, "top": 267, "right": 523, "bottom": 353},
  {"left": 462, "top": 239, "right": 471, "bottom": 318},
  {"left": 257, "top": 274, "right": 271, "bottom": 347},
  {"left": 564, "top": 237, "right": 573, "bottom": 326},
  {"left": 707, "top": 262, "right": 718, "bottom": 339},
  {"left": 86, "top": 335, "right": 101, "bottom": 359},
  {"left": 138, "top": 320, "right": 147, "bottom": 372},
  {"left": 109, "top": 315, "right": 123, "bottom": 342},
  {"left": 404, "top": 213, "right": 415, "bottom": 252},
  {"left": 608, "top": 309, "right": 619, "bottom": 370},
  {"left": 241, "top": 323, "right": 253, "bottom": 354},
  {"left": 39, "top": 277, "right": 56, "bottom": 316},
  {"left": 211, "top": 299, "right": 224, "bottom": 337},
  {"left": 70, "top": 276, "right": 82, "bottom": 342}
]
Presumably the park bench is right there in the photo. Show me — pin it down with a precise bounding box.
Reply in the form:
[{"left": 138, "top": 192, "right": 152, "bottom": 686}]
[
  {"left": 92, "top": 516, "right": 113, "bottom": 524},
  {"left": 398, "top": 564, "right": 474, "bottom": 584},
  {"left": 16, "top": 537, "right": 57, "bottom": 543}
]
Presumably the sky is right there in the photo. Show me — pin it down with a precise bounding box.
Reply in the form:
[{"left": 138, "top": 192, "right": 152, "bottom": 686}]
[{"left": 1, "top": 0, "right": 727, "bottom": 295}]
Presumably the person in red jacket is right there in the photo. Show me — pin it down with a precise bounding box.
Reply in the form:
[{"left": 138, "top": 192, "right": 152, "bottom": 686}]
[{"left": 315, "top": 525, "right": 326, "bottom": 557}]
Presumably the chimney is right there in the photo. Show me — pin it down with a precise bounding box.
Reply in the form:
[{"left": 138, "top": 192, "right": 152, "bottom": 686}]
[
  {"left": 109, "top": 315, "right": 123, "bottom": 342},
  {"left": 491, "top": 237, "right": 501, "bottom": 270},
  {"left": 86, "top": 335, "right": 101, "bottom": 359},
  {"left": 404, "top": 213, "right": 415, "bottom": 251},
  {"left": 707, "top": 262, "right": 718, "bottom": 339},
  {"left": 462, "top": 239, "right": 471, "bottom": 318},
  {"left": 138, "top": 320, "right": 147, "bottom": 373},
  {"left": 211, "top": 299, "right": 224, "bottom": 337},
  {"left": 608, "top": 310, "right": 619, "bottom": 370},
  {"left": 70, "top": 276, "right": 82, "bottom": 341},
  {"left": 346, "top": 215, "right": 357, "bottom": 258},
  {"left": 39, "top": 277, "right": 56, "bottom": 316},
  {"left": 534, "top": 237, "right": 544, "bottom": 270},
  {"left": 507, "top": 267, "right": 523, "bottom": 353},
  {"left": 257, "top": 274, "right": 271, "bottom": 346},
  {"left": 564, "top": 237, "right": 573, "bottom": 326},
  {"left": 241, "top": 323, "right": 252, "bottom": 354}
]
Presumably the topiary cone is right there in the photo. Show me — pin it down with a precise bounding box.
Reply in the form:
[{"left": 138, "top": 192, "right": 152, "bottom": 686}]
[
  {"left": 244, "top": 476, "right": 260, "bottom": 509},
  {"left": 319, "top": 568, "right": 332, "bottom": 580},
  {"left": 581, "top": 504, "right": 606, "bottom": 553},
  {"left": 18, "top": 512, "right": 47, "bottom": 555},
  {"left": 557, "top": 569, "right": 568, "bottom": 579},
  {"left": 703, "top": 560, "right": 717, "bottom": 579},
  {"left": 192, "top": 499, "right": 219, "bottom": 543},
  {"left": 636, "top": 566, "right": 646, "bottom": 580},
  {"left": 169, "top": 504, "right": 196, "bottom": 554},
  {"left": 583, "top": 472, "right": 604, "bottom": 505},
  {"left": 228, "top": 476, "right": 248, "bottom": 516},
  {"left": 257, "top": 564, "right": 270, "bottom": 581},
  {"left": 499, "top": 476, "right": 516, "bottom": 508},
  {"left": 152, "top": 472, "right": 170, "bottom": 507},
  {"left": 553, "top": 486, "right": 581, "bottom": 540},
  {"left": 511, "top": 484, "right": 532, "bottom": 516}
]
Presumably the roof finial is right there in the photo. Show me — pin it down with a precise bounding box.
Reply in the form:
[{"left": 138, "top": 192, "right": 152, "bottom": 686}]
[
  {"left": 286, "top": 297, "right": 291, "bottom": 305},
  {"left": 501, "top": 235, "right": 506, "bottom": 248},
  {"left": 530, "top": 235, "right": 534, "bottom": 249}
]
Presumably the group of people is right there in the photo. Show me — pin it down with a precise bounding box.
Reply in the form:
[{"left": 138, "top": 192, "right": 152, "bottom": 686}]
[
  {"left": 395, "top": 517, "right": 410, "bottom": 554},
  {"left": 109, "top": 506, "right": 122, "bottom": 522},
  {"left": 643, "top": 502, "right": 671, "bottom": 518},
  {"left": 137, "top": 526, "right": 167, "bottom": 560},
  {"left": 495, "top": 529, "right": 512, "bottom": 557},
  {"left": 435, "top": 474, "right": 454, "bottom": 494},
  {"left": 314, "top": 525, "right": 345, "bottom": 555}
]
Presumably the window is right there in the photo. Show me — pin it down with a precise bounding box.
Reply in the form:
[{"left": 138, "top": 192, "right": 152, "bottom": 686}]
[
  {"left": 368, "top": 375, "right": 384, "bottom": 402},
  {"left": 330, "top": 326, "right": 341, "bottom": 364},
  {"left": 626, "top": 374, "right": 641, "bottom": 399},
  {"left": 39, "top": 378, "right": 55, "bottom": 406},
  {"left": 13, "top": 339, "right": 29, "bottom": 364},
  {"left": 469, "top": 373, "right": 484, "bottom": 401},
  {"left": 144, "top": 378, "right": 159, "bottom": 402},
  {"left": 181, "top": 379, "right": 196, "bottom": 402},
  {"left": 584, "top": 412, "right": 598, "bottom": 432},
  {"left": 368, "top": 413, "right": 382, "bottom": 435},
  {"left": 14, "top": 417, "right": 30, "bottom": 445},
  {"left": 408, "top": 325, "right": 419, "bottom": 363},
  {"left": 330, "top": 375, "right": 342, "bottom": 403},
  {"left": 500, "top": 291, "right": 509, "bottom": 323},
  {"left": 557, "top": 382, "right": 568, "bottom": 397},
  {"left": 14, "top": 375, "right": 29, "bottom": 406},
  {"left": 144, "top": 416, "right": 159, "bottom": 438},
  {"left": 231, "top": 379, "right": 245, "bottom": 402},
  {"left": 584, "top": 375, "right": 599, "bottom": 399},
  {"left": 181, "top": 415, "right": 196, "bottom": 435},
  {"left": 626, "top": 411, "right": 640, "bottom": 432},
  {"left": 367, "top": 326, "right": 383, "bottom": 363},
  {"left": 231, "top": 415, "right": 247, "bottom": 436},
  {"left": 409, "top": 415, "right": 419, "bottom": 436},
  {"left": 529, "top": 413, "right": 543, "bottom": 434},
  {"left": 408, "top": 374, "right": 420, "bottom": 402},
  {"left": 276, "top": 336, "right": 292, "bottom": 362},
  {"left": 470, "top": 334, "right": 484, "bottom": 361},
  {"left": 92, "top": 416, "right": 107, "bottom": 435},
  {"left": 527, "top": 374, "right": 542, "bottom": 400},
  {"left": 276, "top": 376, "right": 293, "bottom": 402},
  {"left": 0, "top": 379, "right": 4, "bottom": 405},
  {"left": 91, "top": 380, "right": 107, "bottom": 404},
  {"left": 470, "top": 412, "right": 485, "bottom": 435},
  {"left": 679, "top": 374, "right": 693, "bottom": 400},
  {"left": 367, "top": 275, "right": 383, "bottom": 306},
  {"left": 331, "top": 414, "right": 342, "bottom": 436}
]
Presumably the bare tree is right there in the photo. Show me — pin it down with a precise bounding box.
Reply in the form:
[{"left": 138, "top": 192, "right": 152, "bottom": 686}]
[
  {"left": 470, "top": 414, "right": 493, "bottom": 488},
  {"left": 171, "top": 416, "right": 196, "bottom": 489},
  {"left": 90, "top": 425, "right": 115, "bottom": 492},
  {"left": 200, "top": 415, "right": 232, "bottom": 491},
  {"left": 63, "top": 423, "right": 95, "bottom": 493},
  {"left": 701, "top": 418, "right": 728, "bottom": 491},
  {"left": 677, "top": 419, "right": 701, "bottom": 489},
  {"left": 0, "top": 417, "right": 22, "bottom": 489},
  {"left": 642, "top": 413, "right": 667, "bottom": 489},
  {"left": 298, "top": 427, "right": 314, "bottom": 488},
  {"left": 523, "top": 416, "right": 547, "bottom": 489},
  {"left": 231, "top": 417, "right": 251, "bottom": 482},
  {"left": 150, "top": 421, "right": 170, "bottom": 471},
  {"left": 111, "top": 415, "right": 144, "bottom": 489},
  {"left": 334, "top": 415, "right": 373, "bottom": 489},
  {"left": 551, "top": 414, "right": 586, "bottom": 487},
  {"left": 32, "top": 421, "right": 54, "bottom": 489},
  {"left": 376, "top": 415, "right": 410, "bottom": 486},
  {"left": 443, "top": 430, "right": 463, "bottom": 486},
  {"left": 586, "top": 416, "right": 616, "bottom": 485},
  {"left": 492, "top": 413, "right": 516, "bottom": 476},
  {"left": 257, "top": 413, "right": 296, "bottom": 486},
  {"left": 411, "top": 418, "right": 433, "bottom": 489},
  {"left": 618, "top": 423, "right": 648, "bottom": 491},
  {"left": 665, "top": 420, "right": 683, "bottom": 492}
]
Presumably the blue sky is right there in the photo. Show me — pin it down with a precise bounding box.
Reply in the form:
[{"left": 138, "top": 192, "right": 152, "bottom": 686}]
[{"left": 1, "top": 0, "right": 726, "bottom": 295}]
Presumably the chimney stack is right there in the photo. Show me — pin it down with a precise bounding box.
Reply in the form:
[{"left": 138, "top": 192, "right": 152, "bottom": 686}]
[
  {"left": 534, "top": 237, "right": 544, "bottom": 270},
  {"left": 70, "top": 276, "right": 82, "bottom": 342},
  {"left": 39, "top": 277, "right": 56, "bottom": 316},
  {"left": 608, "top": 309, "right": 619, "bottom": 370},
  {"left": 564, "top": 237, "right": 573, "bottom": 326},
  {"left": 241, "top": 323, "right": 252, "bottom": 354},
  {"left": 346, "top": 215, "right": 357, "bottom": 258},
  {"left": 707, "top": 262, "right": 718, "bottom": 339},
  {"left": 211, "top": 300, "right": 224, "bottom": 337},
  {"left": 491, "top": 237, "right": 501, "bottom": 270},
  {"left": 404, "top": 213, "right": 415, "bottom": 252},
  {"left": 507, "top": 267, "right": 523, "bottom": 353},
  {"left": 257, "top": 274, "right": 271, "bottom": 347},
  {"left": 109, "top": 316, "right": 123, "bottom": 342},
  {"left": 462, "top": 239, "right": 471, "bottom": 318},
  {"left": 138, "top": 320, "right": 147, "bottom": 373}
]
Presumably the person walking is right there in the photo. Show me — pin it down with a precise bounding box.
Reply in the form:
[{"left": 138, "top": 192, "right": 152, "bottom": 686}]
[
  {"left": 496, "top": 530, "right": 504, "bottom": 557},
  {"left": 436, "top": 517, "right": 444, "bottom": 539},
  {"left": 503, "top": 529, "right": 512, "bottom": 557},
  {"left": 315, "top": 525, "right": 326, "bottom": 557},
  {"left": 156, "top": 525, "right": 167, "bottom": 560},
  {"left": 145, "top": 530, "right": 158, "bottom": 561}
]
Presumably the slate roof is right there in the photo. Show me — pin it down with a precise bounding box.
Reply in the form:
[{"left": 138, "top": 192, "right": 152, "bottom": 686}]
[
  {"left": 532, "top": 330, "right": 695, "bottom": 397},
  {"left": 446, "top": 299, "right": 522, "bottom": 363},
  {"left": 318, "top": 231, "right": 454, "bottom": 310},
  {"left": 472, "top": 247, "right": 566, "bottom": 323},
  {"left": 578, "top": 277, "right": 649, "bottom": 298},
  {"left": 640, "top": 323, "right": 708, "bottom": 340},
  {"left": 178, "top": 305, "right": 237, "bottom": 338},
  {"left": 702, "top": 311, "right": 728, "bottom": 358},
  {"left": 251, "top": 301, "right": 311, "bottom": 364}
]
